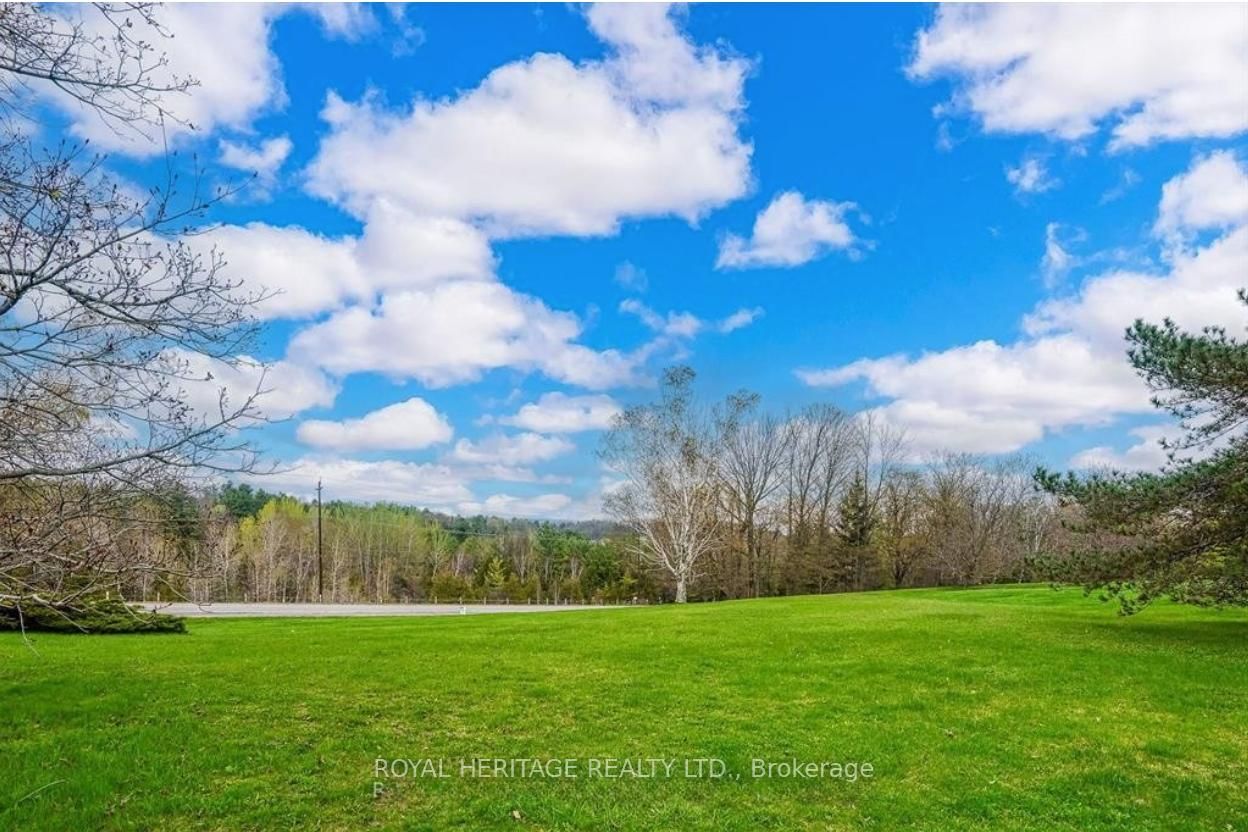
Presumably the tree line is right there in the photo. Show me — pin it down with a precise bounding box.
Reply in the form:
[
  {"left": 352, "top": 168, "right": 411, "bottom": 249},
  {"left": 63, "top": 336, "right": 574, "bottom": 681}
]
[
  {"left": 602, "top": 369, "right": 1064, "bottom": 602},
  {"left": 92, "top": 384, "right": 1072, "bottom": 607},
  {"left": 11, "top": 300, "right": 1240, "bottom": 613}
]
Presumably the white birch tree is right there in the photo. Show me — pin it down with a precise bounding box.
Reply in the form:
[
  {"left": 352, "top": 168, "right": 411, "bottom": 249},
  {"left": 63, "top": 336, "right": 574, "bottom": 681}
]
[{"left": 602, "top": 367, "right": 721, "bottom": 603}]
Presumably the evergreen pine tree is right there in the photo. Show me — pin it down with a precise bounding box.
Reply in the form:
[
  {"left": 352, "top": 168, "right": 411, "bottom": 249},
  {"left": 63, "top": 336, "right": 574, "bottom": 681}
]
[
  {"left": 837, "top": 474, "right": 875, "bottom": 548},
  {"left": 1038, "top": 291, "right": 1248, "bottom": 612}
]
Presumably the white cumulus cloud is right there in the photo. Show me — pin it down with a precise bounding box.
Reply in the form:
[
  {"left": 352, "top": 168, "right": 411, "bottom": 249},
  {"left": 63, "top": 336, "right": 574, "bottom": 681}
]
[
  {"left": 218, "top": 135, "right": 293, "bottom": 186},
  {"left": 457, "top": 493, "right": 573, "bottom": 519},
  {"left": 296, "top": 398, "right": 453, "bottom": 451},
  {"left": 306, "top": 3, "right": 751, "bottom": 237},
  {"left": 288, "top": 280, "right": 640, "bottom": 389},
  {"left": 449, "top": 433, "right": 575, "bottom": 466},
  {"left": 1154, "top": 151, "right": 1248, "bottom": 243},
  {"left": 500, "top": 393, "right": 623, "bottom": 433},
  {"left": 909, "top": 4, "right": 1248, "bottom": 149},
  {"left": 717, "top": 191, "right": 862, "bottom": 269},
  {"left": 253, "top": 458, "right": 575, "bottom": 518},
  {"left": 1070, "top": 425, "right": 1177, "bottom": 472},
  {"left": 253, "top": 457, "right": 474, "bottom": 508},
  {"left": 197, "top": 205, "right": 495, "bottom": 320}
]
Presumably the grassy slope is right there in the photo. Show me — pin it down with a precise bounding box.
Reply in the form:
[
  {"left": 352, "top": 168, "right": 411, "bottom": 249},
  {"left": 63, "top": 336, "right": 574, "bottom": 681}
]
[{"left": 1, "top": 587, "right": 1245, "bottom": 831}]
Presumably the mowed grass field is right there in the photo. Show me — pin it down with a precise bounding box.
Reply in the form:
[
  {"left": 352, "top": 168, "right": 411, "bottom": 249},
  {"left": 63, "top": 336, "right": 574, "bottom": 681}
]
[{"left": 2, "top": 587, "right": 1246, "bottom": 831}]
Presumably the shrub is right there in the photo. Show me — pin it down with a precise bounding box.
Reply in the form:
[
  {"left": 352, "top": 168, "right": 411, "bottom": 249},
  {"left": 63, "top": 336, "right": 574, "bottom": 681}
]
[{"left": 0, "top": 598, "right": 186, "bottom": 634}]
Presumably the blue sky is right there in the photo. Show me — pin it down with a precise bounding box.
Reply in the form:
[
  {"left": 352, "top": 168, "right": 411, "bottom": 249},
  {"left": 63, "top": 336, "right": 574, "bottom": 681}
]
[{"left": 52, "top": 3, "right": 1248, "bottom": 517}]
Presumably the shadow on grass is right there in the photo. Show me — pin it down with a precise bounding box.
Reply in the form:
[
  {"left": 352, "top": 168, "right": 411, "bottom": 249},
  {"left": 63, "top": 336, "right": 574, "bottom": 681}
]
[{"left": 1080, "top": 616, "right": 1248, "bottom": 652}]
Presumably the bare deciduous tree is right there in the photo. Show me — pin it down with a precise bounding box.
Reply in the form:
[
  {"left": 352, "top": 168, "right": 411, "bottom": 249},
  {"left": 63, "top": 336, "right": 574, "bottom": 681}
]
[
  {"left": 716, "top": 392, "right": 790, "bottom": 597},
  {"left": 876, "top": 470, "right": 927, "bottom": 587},
  {"left": 0, "top": 4, "right": 264, "bottom": 623},
  {"left": 925, "top": 454, "right": 1039, "bottom": 585},
  {"left": 783, "top": 403, "right": 854, "bottom": 592},
  {"left": 603, "top": 367, "right": 722, "bottom": 603},
  {"left": 852, "top": 411, "right": 907, "bottom": 516}
]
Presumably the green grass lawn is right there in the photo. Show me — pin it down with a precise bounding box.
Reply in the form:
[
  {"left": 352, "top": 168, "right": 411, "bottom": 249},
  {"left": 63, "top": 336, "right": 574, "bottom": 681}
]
[{"left": 2, "top": 586, "right": 1246, "bottom": 831}]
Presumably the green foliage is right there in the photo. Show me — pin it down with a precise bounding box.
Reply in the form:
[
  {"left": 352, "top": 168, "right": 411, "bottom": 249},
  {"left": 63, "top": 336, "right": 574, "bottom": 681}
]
[
  {"left": 0, "top": 598, "right": 185, "bottom": 634},
  {"left": 596, "top": 573, "right": 641, "bottom": 603},
  {"left": 429, "top": 572, "right": 474, "bottom": 602},
  {"left": 158, "top": 485, "right": 203, "bottom": 547},
  {"left": 1039, "top": 290, "right": 1248, "bottom": 611},
  {"left": 831, "top": 474, "right": 879, "bottom": 589},
  {"left": 216, "top": 483, "right": 281, "bottom": 519},
  {"left": 1126, "top": 289, "right": 1248, "bottom": 446},
  {"left": 502, "top": 573, "right": 540, "bottom": 602},
  {"left": 581, "top": 538, "right": 625, "bottom": 592},
  {"left": 483, "top": 557, "right": 507, "bottom": 597}
]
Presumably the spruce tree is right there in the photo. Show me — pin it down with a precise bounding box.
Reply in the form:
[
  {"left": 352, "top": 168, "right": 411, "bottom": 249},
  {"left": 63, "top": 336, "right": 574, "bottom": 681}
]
[
  {"left": 835, "top": 474, "right": 876, "bottom": 589},
  {"left": 837, "top": 474, "right": 875, "bottom": 548}
]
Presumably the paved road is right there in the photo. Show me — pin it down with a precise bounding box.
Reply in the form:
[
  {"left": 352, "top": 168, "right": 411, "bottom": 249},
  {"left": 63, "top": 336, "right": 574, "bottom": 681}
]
[{"left": 142, "top": 602, "right": 618, "bottom": 618}]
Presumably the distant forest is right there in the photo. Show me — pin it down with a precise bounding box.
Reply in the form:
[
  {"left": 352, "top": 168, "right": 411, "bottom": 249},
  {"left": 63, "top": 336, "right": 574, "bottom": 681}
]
[
  {"left": 146, "top": 482, "right": 656, "bottom": 604},
  {"left": 119, "top": 459, "right": 1059, "bottom": 605}
]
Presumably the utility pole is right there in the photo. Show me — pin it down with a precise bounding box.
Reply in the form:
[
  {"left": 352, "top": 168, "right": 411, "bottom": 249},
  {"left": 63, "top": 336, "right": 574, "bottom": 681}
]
[{"left": 316, "top": 479, "right": 324, "bottom": 601}]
